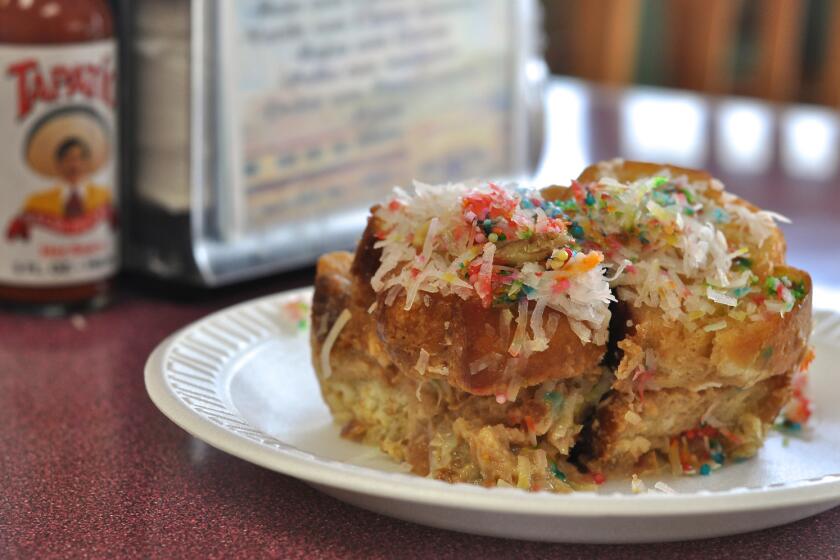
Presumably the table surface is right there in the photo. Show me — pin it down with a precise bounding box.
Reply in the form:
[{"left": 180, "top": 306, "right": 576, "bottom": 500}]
[{"left": 3, "top": 79, "right": 840, "bottom": 559}]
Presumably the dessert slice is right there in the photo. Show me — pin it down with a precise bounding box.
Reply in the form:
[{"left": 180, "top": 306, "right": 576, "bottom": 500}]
[{"left": 310, "top": 161, "right": 812, "bottom": 489}]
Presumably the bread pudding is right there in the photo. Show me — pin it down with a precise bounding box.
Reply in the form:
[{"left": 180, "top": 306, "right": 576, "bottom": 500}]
[{"left": 310, "top": 160, "right": 813, "bottom": 491}]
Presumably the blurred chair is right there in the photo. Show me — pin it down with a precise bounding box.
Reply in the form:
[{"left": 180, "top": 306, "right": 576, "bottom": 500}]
[
  {"left": 666, "top": 0, "right": 806, "bottom": 101},
  {"left": 664, "top": 0, "right": 742, "bottom": 94},
  {"left": 738, "top": 0, "right": 807, "bottom": 102},
  {"left": 542, "top": 0, "right": 824, "bottom": 104},
  {"left": 817, "top": 1, "right": 840, "bottom": 106},
  {"left": 544, "top": 0, "right": 642, "bottom": 85}
]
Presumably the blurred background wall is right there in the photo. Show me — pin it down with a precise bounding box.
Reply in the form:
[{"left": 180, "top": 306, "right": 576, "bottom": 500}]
[{"left": 542, "top": 0, "right": 840, "bottom": 105}]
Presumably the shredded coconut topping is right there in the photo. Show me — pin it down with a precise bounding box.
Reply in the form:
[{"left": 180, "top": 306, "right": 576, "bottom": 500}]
[
  {"left": 320, "top": 309, "right": 352, "bottom": 379},
  {"left": 368, "top": 171, "right": 803, "bottom": 349},
  {"left": 371, "top": 181, "right": 613, "bottom": 347},
  {"left": 414, "top": 348, "right": 430, "bottom": 375},
  {"left": 654, "top": 481, "right": 678, "bottom": 494},
  {"left": 562, "top": 170, "right": 804, "bottom": 329}
]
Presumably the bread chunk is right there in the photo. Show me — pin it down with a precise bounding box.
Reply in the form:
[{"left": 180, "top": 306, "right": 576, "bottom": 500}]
[
  {"left": 584, "top": 374, "right": 791, "bottom": 473},
  {"left": 308, "top": 162, "right": 813, "bottom": 489},
  {"left": 614, "top": 267, "right": 811, "bottom": 393}
]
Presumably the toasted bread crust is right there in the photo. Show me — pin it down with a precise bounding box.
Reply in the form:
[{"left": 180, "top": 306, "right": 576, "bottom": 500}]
[
  {"left": 374, "top": 293, "right": 604, "bottom": 395},
  {"left": 585, "top": 373, "right": 791, "bottom": 473},
  {"left": 614, "top": 267, "right": 811, "bottom": 392},
  {"left": 312, "top": 252, "right": 394, "bottom": 384},
  {"left": 348, "top": 213, "right": 605, "bottom": 396},
  {"left": 564, "top": 160, "right": 810, "bottom": 392}
]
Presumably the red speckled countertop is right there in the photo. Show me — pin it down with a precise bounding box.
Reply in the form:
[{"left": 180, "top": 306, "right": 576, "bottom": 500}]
[{"left": 1, "top": 269, "right": 839, "bottom": 559}]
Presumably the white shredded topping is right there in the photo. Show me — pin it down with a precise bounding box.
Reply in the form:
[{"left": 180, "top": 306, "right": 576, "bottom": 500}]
[
  {"left": 578, "top": 169, "right": 797, "bottom": 324},
  {"left": 701, "top": 401, "right": 721, "bottom": 426},
  {"left": 605, "top": 259, "right": 632, "bottom": 282},
  {"left": 369, "top": 181, "right": 613, "bottom": 349},
  {"left": 724, "top": 202, "right": 776, "bottom": 248},
  {"left": 703, "top": 320, "right": 728, "bottom": 332},
  {"left": 384, "top": 286, "right": 401, "bottom": 307},
  {"left": 499, "top": 309, "right": 513, "bottom": 343},
  {"left": 509, "top": 297, "right": 530, "bottom": 357},
  {"left": 762, "top": 210, "right": 791, "bottom": 224},
  {"left": 414, "top": 348, "right": 430, "bottom": 375},
  {"left": 427, "top": 365, "right": 449, "bottom": 376},
  {"left": 545, "top": 313, "right": 560, "bottom": 339},
  {"left": 654, "top": 481, "right": 678, "bottom": 494},
  {"left": 506, "top": 374, "right": 523, "bottom": 402},
  {"left": 320, "top": 309, "right": 352, "bottom": 379},
  {"left": 365, "top": 171, "right": 801, "bottom": 359},
  {"left": 528, "top": 299, "right": 548, "bottom": 352},
  {"left": 469, "top": 352, "right": 503, "bottom": 375},
  {"left": 706, "top": 287, "right": 737, "bottom": 307},
  {"left": 501, "top": 358, "right": 525, "bottom": 396},
  {"left": 692, "top": 381, "right": 723, "bottom": 391}
]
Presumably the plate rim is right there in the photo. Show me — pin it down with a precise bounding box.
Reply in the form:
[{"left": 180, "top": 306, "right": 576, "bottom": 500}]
[{"left": 145, "top": 288, "right": 840, "bottom": 518}]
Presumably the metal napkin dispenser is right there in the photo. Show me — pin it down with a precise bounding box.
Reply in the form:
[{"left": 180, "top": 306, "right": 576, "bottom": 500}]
[{"left": 121, "top": 0, "right": 546, "bottom": 286}]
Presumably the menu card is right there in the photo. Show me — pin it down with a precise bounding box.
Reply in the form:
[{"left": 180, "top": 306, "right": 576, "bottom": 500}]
[{"left": 218, "top": 0, "right": 518, "bottom": 238}]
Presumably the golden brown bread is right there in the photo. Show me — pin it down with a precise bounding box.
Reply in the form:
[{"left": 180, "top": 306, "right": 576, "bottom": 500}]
[
  {"left": 564, "top": 160, "right": 811, "bottom": 473},
  {"left": 374, "top": 292, "right": 604, "bottom": 396},
  {"left": 352, "top": 215, "right": 605, "bottom": 397},
  {"left": 309, "top": 160, "right": 813, "bottom": 487},
  {"left": 566, "top": 161, "right": 812, "bottom": 392},
  {"left": 613, "top": 267, "right": 812, "bottom": 393},
  {"left": 585, "top": 373, "right": 792, "bottom": 473},
  {"left": 311, "top": 247, "right": 804, "bottom": 483},
  {"left": 312, "top": 252, "right": 392, "bottom": 381}
]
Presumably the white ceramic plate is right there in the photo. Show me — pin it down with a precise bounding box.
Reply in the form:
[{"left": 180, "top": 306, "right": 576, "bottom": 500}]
[{"left": 145, "top": 288, "right": 840, "bottom": 543}]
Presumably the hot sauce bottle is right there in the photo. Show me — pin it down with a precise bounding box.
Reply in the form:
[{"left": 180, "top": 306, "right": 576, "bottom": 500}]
[{"left": 0, "top": 0, "right": 118, "bottom": 313}]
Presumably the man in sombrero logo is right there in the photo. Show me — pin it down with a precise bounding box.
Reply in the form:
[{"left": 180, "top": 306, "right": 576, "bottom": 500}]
[{"left": 6, "top": 107, "right": 115, "bottom": 241}]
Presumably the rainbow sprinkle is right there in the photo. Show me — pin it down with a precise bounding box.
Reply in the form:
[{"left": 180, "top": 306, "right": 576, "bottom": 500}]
[
  {"left": 370, "top": 181, "right": 615, "bottom": 348},
  {"left": 282, "top": 299, "right": 310, "bottom": 331}
]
